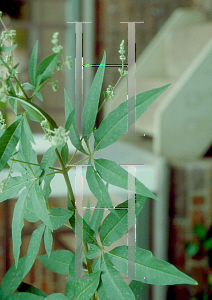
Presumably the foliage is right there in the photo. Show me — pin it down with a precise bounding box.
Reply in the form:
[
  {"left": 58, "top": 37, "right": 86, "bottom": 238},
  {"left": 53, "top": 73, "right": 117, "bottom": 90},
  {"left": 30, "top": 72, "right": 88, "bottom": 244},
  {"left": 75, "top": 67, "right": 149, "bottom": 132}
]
[
  {"left": 0, "top": 12, "right": 197, "bottom": 300},
  {"left": 186, "top": 223, "right": 212, "bottom": 300}
]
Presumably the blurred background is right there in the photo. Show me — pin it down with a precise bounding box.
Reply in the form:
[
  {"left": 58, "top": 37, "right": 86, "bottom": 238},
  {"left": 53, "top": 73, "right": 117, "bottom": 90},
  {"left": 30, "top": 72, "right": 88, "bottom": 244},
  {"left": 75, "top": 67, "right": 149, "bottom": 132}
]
[{"left": 0, "top": 0, "right": 212, "bottom": 299}]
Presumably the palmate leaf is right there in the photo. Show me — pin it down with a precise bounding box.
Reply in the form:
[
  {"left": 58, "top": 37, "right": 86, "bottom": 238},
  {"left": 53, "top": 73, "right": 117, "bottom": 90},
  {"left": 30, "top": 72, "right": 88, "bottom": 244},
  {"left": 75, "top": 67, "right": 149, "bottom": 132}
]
[
  {"left": 19, "top": 122, "right": 32, "bottom": 167},
  {"left": 86, "top": 166, "right": 115, "bottom": 212},
  {"left": 24, "top": 224, "right": 45, "bottom": 277},
  {"left": 129, "top": 280, "right": 143, "bottom": 299},
  {"left": 0, "top": 256, "right": 26, "bottom": 299},
  {"left": 38, "top": 250, "right": 74, "bottom": 274},
  {"left": 88, "top": 200, "right": 104, "bottom": 234},
  {"left": 49, "top": 207, "right": 73, "bottom": 230},
  {"left": 0, "top": 44, "right": 17, "bottom": 53},
  {"left": 44, "top": 226, "right": 53, "bottom": 257},
  {"left": 0, "top": 117, "right": 23, "bottom": 172},
  {"left": 65, "top": 256, "right": 101, "bottom": 300},
  {"left": 93, "top": 84, "right": 170, "bottom": 151},
  {"left": 22, "top": 82, "right": 35, "bottom": 91},
  {"left": 28, "top": 40, "right": 38, "bottom": 86},
  {"left": 39, "top": 146, "right": 57, "bottom": 184},
  {"left": 9, "top": 95, "right": 58, "bottom": 130},
  {"left": 107, "top": 246, "right": 198, "bottom": 286},
  {"left": 64, "top": 90, "right": 88, "bottom": 155},
  {"left": 5, "top": 293, "right": 44, "bottom": 300},
  {"left": 101, "top": 256, "right": 136, "bottom": 300},
  {"left": 82, "top": 51, "right": 106, "bottom": 143},
  {"left": 29, "top": 182, "right": 53, "bottom": 231},
  {"left": 17, "top": 282, "right": 47, "bottom": 297},
  {"left": 12, "top": 188, "right": 29, "bottom": 268},
  {"left": 35, "top": 52, "right": 60, "bottom": 87},
  {"left": 94, "top": 158, "right": 158, "bottom": 200},
  {"left": 99, "top": 195, "right": 146, "bottom": 246},
  {"left": 0, "top": 177, "right": 33, "bottom": 203},
  {"left": 22, "top": 115, "right": 35, "bottom": 144},
  {"left": 24, "top": 195, "right": 39, "bottom": 223},
  {"left": 97, "top": 281, "right": 110, "bottom": 300},
  {"left": 44, "top": 293, "right": 69, "bottom": 300}
]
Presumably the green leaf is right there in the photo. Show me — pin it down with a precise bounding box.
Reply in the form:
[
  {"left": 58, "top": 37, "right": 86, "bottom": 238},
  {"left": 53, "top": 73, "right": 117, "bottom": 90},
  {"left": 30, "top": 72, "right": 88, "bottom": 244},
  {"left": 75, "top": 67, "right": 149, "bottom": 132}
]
[
  {"left": 129, "top": 280, "right": 143, "bottom": 299},
  {"left": 64, "top": 95, "right": 88, "bottom": 155},
  {"left": 9, "top": 98, "right": 17, "bottom": 115},
  {"left": 88, "top": 201, "right": 104, "bottom": 234},
  {"left": 0, "top": 44, "right": 17, "bottom": 53},
  {"left": 107, "top": 246, "right": 198, "bottom": 285},
  {"left": 19, "top": 123, "right": 31, "bottom": 165},
  {"left": 49, "top": 207, "right": 73, "bottom": 230},
  {"left": 35, "top": 91, "right": 43, "bottom": 102},
  {"left": 86, "top": 166, "right": 115, "bottom": 211},
  {"left": 0, "top": 256, "right": 26, "bottom": 299},
  {"left": 81, "top": 218, "right": 99, "bottom": 246},
  {"left": 0, "top": 177, "right": 32, "bottom": 203},
  {"left": 22, "top": 115, "right": 35, "bottom": 144},
  {"left": 20, "top": 101, "right": 43, "bottom": 123},
  {"left": 5, "top": 293, "right": 44, "bottom": 300},
  {"left": 97, "top": 281, "right": 110, "bottom": 300},
  {"left": 43, "top": 173, "right": 55, "bottom": 200},
  {"left": 24, "top": 224, "right": 45, "bottom": 277},
  {"left": 29, "top": 182, "right": 53, "bottom": 230},
  {"left": 0, "top": 117, "right": 23, "bottom": 172},
  {"left": 6, "top": 78, "right": 16, "bottom": 96},
  {"left": 29, "top": 40, "right": 38, "bottom": 85},
  {"left": 64, "top": 89, "right": 73, "bottom": 121},
  {"left": 65, "top": 269, "right": 101, "bottom": 300},
  {"left": 44, "top": 226, "right": 53, "bottom": 257},
  {"left": 94, "top": 84, "right": 170, "bottom": 151},
  {"left": 94, "top": 158, "right": 158, "bottom": 200},
  {"left": 101, "top": 256, "right": 136, "bottom": 299},
  {"left": 83, "top": 198, "right": 91, "bottom": 224},
  {"left": 38, "top": 250, "right": 74, "bottom": 274},
  {"left": 39, "top": 146, "right": 57, "bottom": 184},
  {"left": 12, "top": 189, "right": 29, "bottom": 267},
  {"left": 100, "top": 195, "right": 146, "bottom": 246},
  {"left": 22, "top": 82, "right": 35, "bottom": 91},
  {"left": 17, "top": 282, "right": 47, "bottom": 297},
  {"left": 61, "top": 142, "right": 69, "bottom": 165},
  {"left": 85, "top": 248, "right": 100, "bottom": 260},
  {"left": 40, "top": 146, "right": 57, "bottom": 170},
  {"left": 9, "top": 95, "right": 58, "bottom": 129},
  {"left": 35, "top": 53, "right": 60, "bottom": 86},
  {"left": 44, "top": 294, "right": 68, "bottom": 300},
  {"left": 24, "top": 195, "right": 40, "bottom": 222},
  {"left": 82, "top": 51, "right": 106, "bottom": 143}
]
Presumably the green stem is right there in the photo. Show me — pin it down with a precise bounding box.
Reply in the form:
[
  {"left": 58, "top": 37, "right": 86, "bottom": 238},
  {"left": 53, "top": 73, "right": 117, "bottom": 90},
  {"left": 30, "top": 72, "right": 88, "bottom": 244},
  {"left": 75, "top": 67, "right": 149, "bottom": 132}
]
[
  {"left": 55, "top": 148, "right": 95, "bottom": 299},
  {"left": 67, "top": 156, "right": 89, "bottom": 172},
  {"left": 55, "top": 148, "right": 75, "bottom": 207},
  {"left": 13, "top": 76, "right": 30, "bottom": 101},
  {"left": 10, "top": 158, "right": 62, "bottom": 171},
  {"left": 0, "top": 56, "right": 30, "bottom": 101}
]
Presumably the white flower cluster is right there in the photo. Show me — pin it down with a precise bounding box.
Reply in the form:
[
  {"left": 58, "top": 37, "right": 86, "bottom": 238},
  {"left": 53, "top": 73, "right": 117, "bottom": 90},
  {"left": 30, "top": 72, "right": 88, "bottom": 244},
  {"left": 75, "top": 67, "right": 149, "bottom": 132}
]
[
  {"left": 49, "top": 80, "right": 58, "bottom": 92},
  {"left": 0, "top": 30, "right": 16, "bottom": 45},
  {"left": 41, "top": 119, "right": 69, "bottom": 147},
  {"left": 65, "top": 56, "right": 72, "bottom": 70},
  {"left": 51, "top": 32, "right": 63, "bottom": 53},
  {"left": 106, "top": 85, "right": 116, "bottom": 101},
  {"left": 0, "top": 181, "right": 5, "bottom": 194},
  {"left": 0, "top": 80, "right": 9, "bottom": 103},
  {"left": 0, "top": 111, "right": 6, "bottom": 130},
  {"left": 119, "top": 40, "right": 126, "bottom": 62},
  {"left": 118, "top": 40, "right": 128, "bottom": 77}
]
